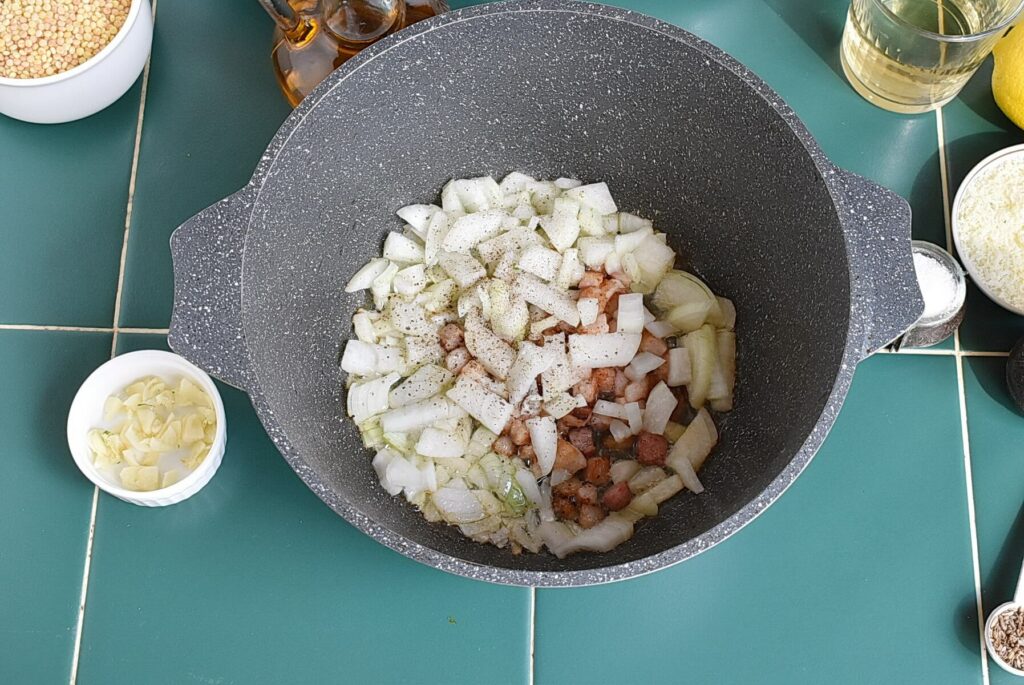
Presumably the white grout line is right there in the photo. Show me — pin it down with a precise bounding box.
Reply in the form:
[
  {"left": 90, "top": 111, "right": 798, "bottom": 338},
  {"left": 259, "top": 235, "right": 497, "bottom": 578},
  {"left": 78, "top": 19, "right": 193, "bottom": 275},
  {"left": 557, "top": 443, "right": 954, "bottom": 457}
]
[
  {"left": 120, "top": 327, "right": 170, "bottom": 335},
  {"left": 67, "top": 487, "right": 99, "bottom": 685},
  {"left": 70, "top": 4, "right": 158, "bottom": 681},
  {"left": 108, "top": 0, "right": 156, "bottom": 359},
  {"left": 529, "top": 587, "right": 536, "bottom": 685},
  {"left": 938, "top": 106, "right": 990, "bottom": 685},
  {"left": 0, "top": 324, "right": 112, "bottom": 333}
]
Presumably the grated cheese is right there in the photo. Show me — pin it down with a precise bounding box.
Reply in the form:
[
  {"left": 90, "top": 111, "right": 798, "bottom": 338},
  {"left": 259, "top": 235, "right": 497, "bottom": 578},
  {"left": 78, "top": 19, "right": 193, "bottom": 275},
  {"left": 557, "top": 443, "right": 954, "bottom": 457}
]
[{"left": 955, "top": 155, "right": 1024, "bottom": 312}]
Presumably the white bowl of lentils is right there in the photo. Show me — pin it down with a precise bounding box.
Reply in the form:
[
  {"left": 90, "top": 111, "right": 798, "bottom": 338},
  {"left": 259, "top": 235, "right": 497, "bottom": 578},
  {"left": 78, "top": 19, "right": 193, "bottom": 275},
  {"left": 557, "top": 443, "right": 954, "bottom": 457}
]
[{"left": 0, "top": 0, "right": 153, "bottom": 124}]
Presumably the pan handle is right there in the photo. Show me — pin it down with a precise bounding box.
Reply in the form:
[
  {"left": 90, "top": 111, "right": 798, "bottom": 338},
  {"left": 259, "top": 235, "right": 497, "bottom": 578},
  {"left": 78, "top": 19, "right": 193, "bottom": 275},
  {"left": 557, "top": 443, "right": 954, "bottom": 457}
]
[
  {"left": 168, "top": 187, "right": 255, "bottom": 391},
  {"left": 832, "top": 168, "right": 924, "bottom": 358}
]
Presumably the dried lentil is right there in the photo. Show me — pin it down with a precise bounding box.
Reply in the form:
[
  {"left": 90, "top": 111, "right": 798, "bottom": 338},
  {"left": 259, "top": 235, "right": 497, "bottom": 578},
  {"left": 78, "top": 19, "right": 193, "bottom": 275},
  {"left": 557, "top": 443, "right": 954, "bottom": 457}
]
[
  {"left": 990, "top": 606, "right": 1024, "bottom": 671},
  {"left": 0, "top": 0, "right": 131, "bottom": 79}
]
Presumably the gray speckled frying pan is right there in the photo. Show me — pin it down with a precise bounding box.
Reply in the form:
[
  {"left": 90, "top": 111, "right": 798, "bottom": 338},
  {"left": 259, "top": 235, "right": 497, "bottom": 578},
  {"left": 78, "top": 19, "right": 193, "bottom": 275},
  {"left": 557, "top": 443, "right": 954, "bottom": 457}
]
[{"left": 168, "top": 0, "right": 923, "bottom": 586}]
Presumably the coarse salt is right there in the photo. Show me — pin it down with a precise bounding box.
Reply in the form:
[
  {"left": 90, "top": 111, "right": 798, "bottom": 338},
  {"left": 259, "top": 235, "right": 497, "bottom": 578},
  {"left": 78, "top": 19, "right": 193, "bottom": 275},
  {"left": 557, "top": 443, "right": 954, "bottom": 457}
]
[
  {"left": 913, "top": 251, "right": 958, "bottom": 322},
  {"left": 955, "top": 154, "right": 1024, "bottom": 312}
]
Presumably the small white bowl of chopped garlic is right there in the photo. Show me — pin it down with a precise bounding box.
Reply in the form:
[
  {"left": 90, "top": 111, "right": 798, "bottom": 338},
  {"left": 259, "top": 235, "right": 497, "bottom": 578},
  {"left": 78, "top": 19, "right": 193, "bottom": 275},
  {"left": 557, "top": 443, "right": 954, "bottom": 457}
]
[
  {"left": 0, "top": 0, "right": 153, "bottom": 124},
  {"left": 67, "top": 350, "right": 226, "bottom": 507}
]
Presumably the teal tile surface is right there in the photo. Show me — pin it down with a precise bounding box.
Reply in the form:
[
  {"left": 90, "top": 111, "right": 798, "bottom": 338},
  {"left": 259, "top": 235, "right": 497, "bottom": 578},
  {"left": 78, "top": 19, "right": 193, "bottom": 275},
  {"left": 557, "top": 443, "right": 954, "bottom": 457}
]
[
  {"left": 536, "top": 355, "right": 979, "bottom": 685},
  {"left": 77, "top": 335, "right": 531, "bottom": 685},
  {"left": 0, "top": 84, "right": 139, "bottom": 326},
  {"left": 0, "top": 330, "right": 111, "bottom": 683},
  {"left": 117, "top": 0, "right": 292, "bottom": 328},
  {"left": 941, "top": 58, "right": 1024, "bottom": 353},
  {"left": 963, "top": 357, "right": 1024, "bottom": 684}
]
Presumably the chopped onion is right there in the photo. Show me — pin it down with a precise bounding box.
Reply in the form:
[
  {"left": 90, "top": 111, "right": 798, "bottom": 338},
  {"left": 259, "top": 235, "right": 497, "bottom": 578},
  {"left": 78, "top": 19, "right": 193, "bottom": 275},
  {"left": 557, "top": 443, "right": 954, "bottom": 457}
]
[
  {"left": 543, "top": 392, "right": 578, "bottom": 419},
  {"left": 626, "top": 351, "right": 665, "bottom": 380},
  {"left": 518, "top": 244, "right": 562, "bottom": 281},
  {"left": 433, "top": 486, "right": 486, "bottom": 523},
  {"left": 613, "top": 226, "right": 653, "bottom": 255},
  {"left": 645, "top": 320, "right": 676, "bottom": 338},
  {"left": 515, "top": 469, "right": 542, "bottom": 505},
  {"left": 668, "top": 408, "right": 718, "bottom": 480},
  {"left": 616, "top": 293, "right": 645, "bottom": 333},
  {"left": 630, "top": 233, "right": 675, "bottom": 292},
  {"left": 555, "top": 248, "right": 585, "bottom": 290},
  {"left": 609, "top": 419, "right": 632, "bottom": 442},
  {"left": 415, "top": 427, "right": 466, "bottom": 458},
  {"left": 617, "top": 212, "right": 653, "bottom": 233},
  {"left": 476, "top": 227, "right": 539, "bottom": 264},
  {"left": 388, "top": 300, "right": 434, "bottom": 336},
  {"left": 526, "top": 416, "right": 557, "bottom": 476},
  {"left": 340, "top": 339, "right": 378, "bottom": 375},
  {"left": 567, "top": 332, "right": 641, "bottom": 368},
  {"left": 442, "top": 209, "right": 505, "bottom": 253},
  {"left": 446, "top": 376, "right": 514, "bottom": 435},
  {"left": 554, "top": 177, "right": 583, "bottom": 189},
  {"left": 423, "top": 210, "right": 451, "bottom": 266},
  {"left": 593, "top": 399, "right": 628, "bottom": 419},
  {"left": 352, "top": 311, "right": 378, "bottom": 343},
  {"left": 438, "top": 251, "right": 486, "bottom": 288},
  {"left": 578, "top": 237, "right": 615, "bottom": 268},
  {"left": 380, "top": 396, "right": 457, "bottom": 433},
  {"left": 346, "top": 257, "right": 390, "bottom": 292},
  {"left": 539, "top": 197, "right": 581, "bottom": 252},
  {"left": 383, "top": 232, "right": 425, "bottom": 263},
  {"left": 514, "top": 273, "right": 580, "bottom": 326},
  {"left": 464, "top": 313, "right": 516, "bottom": 379},
  {"left": 371, "top": 262, "right": 399, "bottom": 310},
  {"left": 577, "top": 297, "right": 599, "bottom": 326},
  {"left": 346, "top": 372, "right": 399, "bottom": 424},
  {"left": 625, "top": 402, "right": 643, "bottom": 434},
  {"left": 666, "top": 346, "right": 692, "bottom": 387},
  {"left": 393, "top": 264, "right": 428, "bottom": 296},
  {"left": 563, "top": 182, "right": 617, "bottom": 215},
  {"left": 498, "top": 171, "right": 536, "bottom": 194},
  {"left": 396, "top": 204, "right": 439, "bottom": 237},
  {"left": 610, "top": 459, "right": 641, "bottom": 484},
  {"left": 506, "top": 342, "right": 556, "bottom": 405},
  {"left": 642, "top": 381, "right": 677, "bottom": 435}
]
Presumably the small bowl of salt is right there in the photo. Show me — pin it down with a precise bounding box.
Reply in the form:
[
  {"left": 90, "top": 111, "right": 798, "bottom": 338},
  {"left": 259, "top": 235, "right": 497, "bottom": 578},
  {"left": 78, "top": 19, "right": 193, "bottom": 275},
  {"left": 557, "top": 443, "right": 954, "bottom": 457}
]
[{"left": 897, "top": 241, "right": 966, "bottom": 349}]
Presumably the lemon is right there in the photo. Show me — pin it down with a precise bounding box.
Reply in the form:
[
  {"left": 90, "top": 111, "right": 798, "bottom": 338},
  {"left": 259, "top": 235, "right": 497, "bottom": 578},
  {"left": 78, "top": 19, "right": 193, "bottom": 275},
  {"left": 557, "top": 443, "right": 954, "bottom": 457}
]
[{"left": 993, "top": 26, "right": 1024, "bottom": 130}]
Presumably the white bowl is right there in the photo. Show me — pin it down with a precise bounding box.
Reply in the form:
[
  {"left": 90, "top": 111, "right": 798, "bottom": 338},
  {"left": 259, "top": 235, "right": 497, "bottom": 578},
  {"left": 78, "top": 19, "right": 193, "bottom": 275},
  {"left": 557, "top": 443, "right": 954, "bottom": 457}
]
[
  {"left": 0, "top": 0, "right": 153, "bottom": 124},
  {"left": 951, "top": 143, "right": 1024, "bottom": 316},
  {"left": 67, "top": 350, "right": 227, "bottom": 507}
]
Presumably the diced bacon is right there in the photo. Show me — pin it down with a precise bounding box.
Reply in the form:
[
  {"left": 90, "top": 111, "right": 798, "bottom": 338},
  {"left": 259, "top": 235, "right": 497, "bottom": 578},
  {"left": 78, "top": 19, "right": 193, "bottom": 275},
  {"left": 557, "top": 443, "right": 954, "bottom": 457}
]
[
  {"left": 573, "top": 377, "right": 598, "bottom": 405},
  {"left": 624, "top": 377, "right": 650, "bottom": 402},
  {"left": 639, "top": 330, "right": 668, "bottom": 356},
  {"left": 438, "top": 323, "right": 464, "bottom": 352},
  {"left": 602, "top": 481, "right": 633, "bottom": 511},
  {"left": 584, "top": 456, "right": 611, "bottom": 485},
  {"left": 554, "top": 439, "right": 587, "bottom": 474},
  {"left": 509, "top": 418, "right": 531, "bottom": 446},
  {"left": 635, "top": 432, "right": 669, "bottom": 466},
  {"left": 492, "top": 435, "right": 516, "bottom": 456},
  {"left": 577, "top": 313, "right": 609, "bottom": 335},
  {"left": 577, "top": 483, "right": 599, "bottom": 505},
  {"left": 614, "top": 369, "right": 629, "bottom": 395},
  {"left": 568, "top": 427, "right": 597, "bottom": 456},
  {"left": 578, "top": 503, "right": 606, "bottom": 529},
  {"left": 578, "top": 271, "right": 604, "bottom": 289},
  {"left": 592, "top": 367, "right": 616, "bottom": 395},
  {"left": 445, "top": 347, "right": 471, "bottom": 373}
]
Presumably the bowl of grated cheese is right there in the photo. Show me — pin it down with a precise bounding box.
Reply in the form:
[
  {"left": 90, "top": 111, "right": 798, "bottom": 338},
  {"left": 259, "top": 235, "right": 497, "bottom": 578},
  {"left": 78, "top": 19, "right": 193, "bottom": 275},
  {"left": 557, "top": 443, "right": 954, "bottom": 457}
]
[{"left": 952, "top": 143, "right": 1024, "bottom": 316}]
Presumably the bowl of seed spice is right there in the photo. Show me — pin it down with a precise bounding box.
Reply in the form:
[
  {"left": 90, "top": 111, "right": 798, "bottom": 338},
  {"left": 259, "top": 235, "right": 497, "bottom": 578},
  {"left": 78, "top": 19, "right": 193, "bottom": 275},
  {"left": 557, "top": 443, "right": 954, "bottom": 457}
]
[{"left": 0, "top": 0, "right": 152, "bottom": 124}]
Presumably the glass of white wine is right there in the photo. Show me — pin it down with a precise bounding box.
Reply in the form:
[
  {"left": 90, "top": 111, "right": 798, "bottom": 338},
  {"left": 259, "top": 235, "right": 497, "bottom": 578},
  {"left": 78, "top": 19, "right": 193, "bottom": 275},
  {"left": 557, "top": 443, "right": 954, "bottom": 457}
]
[{"left": 841, "top": 0, "right": 1024, "bottom": 113}]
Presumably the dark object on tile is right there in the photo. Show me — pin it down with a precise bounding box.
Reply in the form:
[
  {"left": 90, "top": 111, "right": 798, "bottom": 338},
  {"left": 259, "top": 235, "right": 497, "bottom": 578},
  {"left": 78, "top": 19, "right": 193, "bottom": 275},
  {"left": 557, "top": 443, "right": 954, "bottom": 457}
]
[
  {"left": 1008, "top": 337, "right": 1024, "bottom": 413},
  {"left": 168, "top": 0, "right": 923, "bottom": 586}
]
